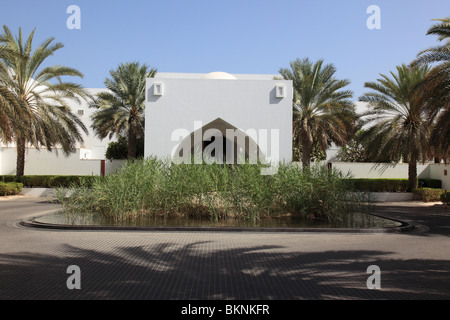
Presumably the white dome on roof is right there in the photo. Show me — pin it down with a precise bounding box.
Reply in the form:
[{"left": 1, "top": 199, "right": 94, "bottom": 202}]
[{"left": 201, "top": 71, "right": 237, "bottom": 80}]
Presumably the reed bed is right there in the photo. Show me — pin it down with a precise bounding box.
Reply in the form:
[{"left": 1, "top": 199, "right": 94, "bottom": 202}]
[{"left": 58, "top": 157, "right": 372, "bottom": 223}]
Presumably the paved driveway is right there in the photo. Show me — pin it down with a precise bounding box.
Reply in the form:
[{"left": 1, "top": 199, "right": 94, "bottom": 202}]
[{"left": 0, "top": 197, "right": 449, "bottom": 300}]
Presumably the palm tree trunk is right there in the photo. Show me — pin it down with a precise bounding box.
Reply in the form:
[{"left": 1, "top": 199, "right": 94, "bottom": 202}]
[
  {"left": 301, "top": 139, "right": 312, "bottom": 169},
  {"left": 408, "top": 155, "right": 418, "bottom": 192},
  {"left": 127, "top": 123, "right": 137, "bottom": 159},
  {"left": 301, "top": 120, "right": 313, "bottom": 169},
  {"left": 16, "top": 136, "right": 26, "bottom": 178}
]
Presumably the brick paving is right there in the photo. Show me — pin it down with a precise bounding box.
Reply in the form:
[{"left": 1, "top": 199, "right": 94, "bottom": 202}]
[{"left": 0, "top": 197, "right": 449, "bottom": 300}]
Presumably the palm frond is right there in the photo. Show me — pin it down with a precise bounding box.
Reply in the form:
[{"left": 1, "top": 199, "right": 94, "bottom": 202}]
[
  {"left": 91, "top": 62, "right": 156, "bottom": 157},
  {"left": 0, "top": 26, "right": 92, "bottom": 174},
  {"left": 280, "top": 57, "right": 355, "bottom": 165}
]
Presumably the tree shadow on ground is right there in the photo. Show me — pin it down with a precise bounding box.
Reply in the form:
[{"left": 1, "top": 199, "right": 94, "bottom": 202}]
[
  {"left": 1, "top": 242, "right": 449, "bottom": 300},
  {"left": 374, "top": 203, "right": 450, "bottom": 237}
]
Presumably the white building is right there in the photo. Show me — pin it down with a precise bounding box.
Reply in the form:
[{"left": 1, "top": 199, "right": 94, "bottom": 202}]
[
  {"left": 1, "top": 72, "right": 295, "bottom": 176},
  {"left": 145, "top": 72, "right": 293, "bottom": 168}
]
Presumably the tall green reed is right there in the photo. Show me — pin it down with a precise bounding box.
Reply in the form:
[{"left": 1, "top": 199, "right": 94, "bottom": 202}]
[{"left": 59, "top": 157, "right": 372, "bottom": 223}]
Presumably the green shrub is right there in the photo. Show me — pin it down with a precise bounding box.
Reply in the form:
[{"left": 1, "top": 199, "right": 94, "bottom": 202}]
[
  {"left": 441, "top": 191, "right": 449, "bottom": 204},
  {"left": 344, "top": 179, "right": 409, "bottom": 192},
  {"left": 0, "top": 175, "right": 18, "bottom": 183},
  {"left": 0, "top": 175, "right": 97, "bottom": 188},
  {"left": 418, "top": 179, "right": 442, "bottom": 189},
  {"left": 0, "top": 182, "right": 23, "bottom": 196},
  {"left": 19, "top": 176, "right": 51, "bottom": 188},
  {"left": 344, "top": 178, "right": 442, "bottom": 192},
  {"left": 105, "top": 136, "right": 144, "bottom": 160},
  {"left": 413, "top": 188, "right": 445, "bottom": 202}
]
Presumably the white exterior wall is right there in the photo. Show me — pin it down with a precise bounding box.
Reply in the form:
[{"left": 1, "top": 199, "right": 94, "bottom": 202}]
[
  {"left": 429, "top": 164, "right": 450, "bottom": 190},
  {"left": 68, "top": 88, "right": 117, "bottom": 158},
  {"left": 0, "top": 147, "right": 128, "bottom": 176},
  {"left": 331, "top": 162, "right": 430, "bottom": 179},
  {"left": 0, "top": 147, "right": 100, "bottom": 175},
  {"left": 105, "top": 160, "right": 126, "bottom": 175},
  {"left": 145, "top": 74, "right": 293, "bottom": 164},
  {"left": 0, "top": 147, "right": 17, "bottom": 175}
]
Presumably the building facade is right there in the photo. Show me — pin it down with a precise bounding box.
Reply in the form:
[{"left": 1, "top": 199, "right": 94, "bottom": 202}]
[{"left": 145, "top": 72, "right": 293, "bottom": 168}]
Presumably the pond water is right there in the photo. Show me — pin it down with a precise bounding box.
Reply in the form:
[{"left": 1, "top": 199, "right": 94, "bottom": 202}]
[{"left": 33, "top": 211, "right": 403, "bottom": 229}]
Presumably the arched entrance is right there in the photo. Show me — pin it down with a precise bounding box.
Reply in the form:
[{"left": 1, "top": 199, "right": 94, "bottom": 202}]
[{"left": 174, "top": 118, "right": 264, "bottom": 164}]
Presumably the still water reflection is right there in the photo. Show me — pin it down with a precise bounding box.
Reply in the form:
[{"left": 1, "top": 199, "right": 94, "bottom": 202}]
[{"left": 33, "top": 211, "right": 403, "bottom": 229}]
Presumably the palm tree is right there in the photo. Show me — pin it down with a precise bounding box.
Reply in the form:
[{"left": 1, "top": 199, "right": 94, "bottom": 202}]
[
  {"left": 412, "top": 17, "right": 450, "bottom": 161},
  {"left": 279, "top": 58, "right": 356, "bottom": 168},
  {"left": 0, "top": 26, "right": 91, "bottom": 177},
  {"left": 0, "top": 45, "right": 26, "bottom": 143},
  {"left": 91, "top": 62, "right": 157, "bottom": 158},
  {"left": 359, "top": 64, "right": 432, "bottom": 191}
]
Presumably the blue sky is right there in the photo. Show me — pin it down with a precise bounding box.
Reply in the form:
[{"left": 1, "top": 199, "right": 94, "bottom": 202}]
[{"left": 1, "top": 0, "right": 449, "bottom": 99}]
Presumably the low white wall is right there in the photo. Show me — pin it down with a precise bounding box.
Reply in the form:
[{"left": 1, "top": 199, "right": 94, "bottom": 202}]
[
  {"left": 429, "top": 164, "right": 450, "bottom": 190},
  {"left": 332, "top": 162, "right": 450, "bottom": 190},
  {"left": 331, "top": 162, "right": 430, "bottom": 179},
  {"left": 368, "top": 192, "right": 414, "bottom": 202},
  {"left": 105, "top": 160, "right": 126, "bottom": 175},
  {"left": 0, "top": 147, "right": 100, "bottom": 176},
  {"left": 2, "top": 146, "right": 449, "bottom": 187}
]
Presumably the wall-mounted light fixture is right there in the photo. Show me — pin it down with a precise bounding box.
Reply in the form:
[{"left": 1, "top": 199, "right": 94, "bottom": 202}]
[
  {"left": 154, "top": 82, "right": 164, "bottom": 96},
  {"left": 275, "top": 84, "right": 285, "bottom": 98}
]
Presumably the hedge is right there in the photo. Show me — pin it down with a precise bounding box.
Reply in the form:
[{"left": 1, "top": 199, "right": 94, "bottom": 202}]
[
  {"left": 345, "top": 179, "right": 409, "bottom": 192},
  {"left": 0, "top": 175, "right": 97, "bottom": 188},
  {"left": 418, "top": 179, "right": 442, "bottom": 189},
  {"left": 413, "top": 188, "right": 445, "bottom": 202},
  {"left": 441, "top": 192, "right": 449, "bottom": 204},
  {"left": 0, "top": 182, "right": 23, "bottom": 196},
  {"left": 344, "top": 178, "right": 442, "bottom": 192}
]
